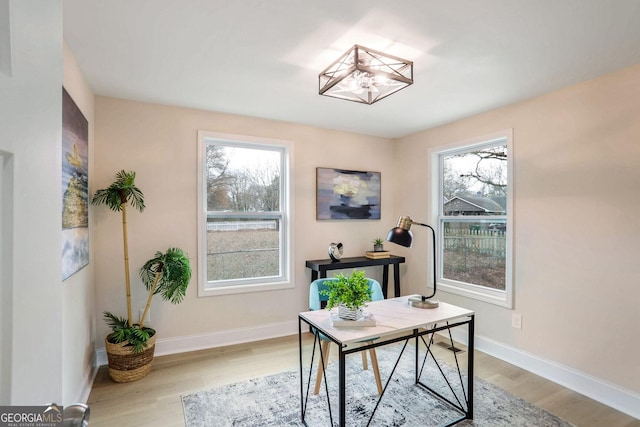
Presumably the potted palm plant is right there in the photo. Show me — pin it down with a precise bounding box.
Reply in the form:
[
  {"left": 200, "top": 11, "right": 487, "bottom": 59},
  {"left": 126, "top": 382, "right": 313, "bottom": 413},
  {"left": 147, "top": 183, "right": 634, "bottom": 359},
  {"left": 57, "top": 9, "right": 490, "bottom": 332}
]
[
  {"left": 321, "top": 270, "right": 373, "bottom": 320},
  {"left": 92, "top": 170, "right": 144, "bottom": 330},
  {"left": 102, "top": 247, "right": 191, "bottom": 382},
  {"left": 92, "top": 171, "right": 192, "bottom": 382}
]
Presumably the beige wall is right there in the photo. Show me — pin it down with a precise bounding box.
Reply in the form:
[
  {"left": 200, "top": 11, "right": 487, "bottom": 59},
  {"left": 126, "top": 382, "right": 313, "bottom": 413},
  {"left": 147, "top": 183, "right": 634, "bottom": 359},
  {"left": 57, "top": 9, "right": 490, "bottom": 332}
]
[
  {"left": 92, "top": 62, "right": 639, "bottom": 417},
  {"left": 62, "top": 43, "right": 97, "bottom": 405},
  {"left": 395, "top": 64, "right": 640, "bottom": 395},
  {"left": 93, "top": 97, "right": 395, "bottom": 350}
]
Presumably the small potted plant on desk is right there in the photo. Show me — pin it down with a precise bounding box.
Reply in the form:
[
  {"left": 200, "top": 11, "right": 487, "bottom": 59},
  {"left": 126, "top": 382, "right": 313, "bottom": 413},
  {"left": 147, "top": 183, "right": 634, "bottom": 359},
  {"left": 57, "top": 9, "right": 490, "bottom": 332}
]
[
  {"left": 373, "top": 238, "right": 384, "bottom": 252},
  {"left": 321, "top": 270, "right": 372, "bottom": 320}
]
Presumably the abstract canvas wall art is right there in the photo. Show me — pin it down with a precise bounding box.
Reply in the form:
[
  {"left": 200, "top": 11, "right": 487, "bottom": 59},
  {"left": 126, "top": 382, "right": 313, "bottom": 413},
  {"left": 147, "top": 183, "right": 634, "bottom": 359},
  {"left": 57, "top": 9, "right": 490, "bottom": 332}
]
[
  {"left": 62, "top": 87, "right": 89, "bottom": 281},
  {"left": 316, "top": 167, "right": 381, "bottom": 220}
]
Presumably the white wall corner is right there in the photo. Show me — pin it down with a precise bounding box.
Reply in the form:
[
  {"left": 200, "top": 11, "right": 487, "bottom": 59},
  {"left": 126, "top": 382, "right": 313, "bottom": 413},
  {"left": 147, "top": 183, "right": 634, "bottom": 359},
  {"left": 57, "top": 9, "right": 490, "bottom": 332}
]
[
  {"left": 448, "top": 330, "right": 640, "bottom": 420},
  {"left": 0, "top": 0, "right": 12, "bottom": 77},
  {"left": 75, "top": 365, "right": 99, "bottom": 405}
]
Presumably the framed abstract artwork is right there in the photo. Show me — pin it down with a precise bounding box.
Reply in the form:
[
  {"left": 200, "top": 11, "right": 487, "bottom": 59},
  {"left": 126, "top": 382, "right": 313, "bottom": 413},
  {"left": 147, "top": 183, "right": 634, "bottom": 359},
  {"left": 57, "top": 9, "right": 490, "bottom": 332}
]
[
  {"left": 62, "top": 87, "right": 89, "bottom": 281},
  {"left": 316, "top": 167, "right": 381, "bottom": 220}
]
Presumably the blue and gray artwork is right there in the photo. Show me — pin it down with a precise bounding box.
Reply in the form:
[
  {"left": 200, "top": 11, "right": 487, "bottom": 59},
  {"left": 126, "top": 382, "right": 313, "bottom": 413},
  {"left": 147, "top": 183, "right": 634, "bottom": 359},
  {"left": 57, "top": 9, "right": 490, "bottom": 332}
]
[{"left": 317, "top": 168, "right": 381, "bottom": 220}]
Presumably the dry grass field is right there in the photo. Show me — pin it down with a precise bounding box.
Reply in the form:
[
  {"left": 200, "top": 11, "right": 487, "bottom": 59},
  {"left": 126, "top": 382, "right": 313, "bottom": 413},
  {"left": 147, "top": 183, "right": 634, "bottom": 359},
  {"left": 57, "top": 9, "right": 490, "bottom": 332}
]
[
  {"left": 207, "top": 228, "right": 505, "bottom": 290},
  {"left": 206, "top": 229, "right": 279, "bottom": 280}
]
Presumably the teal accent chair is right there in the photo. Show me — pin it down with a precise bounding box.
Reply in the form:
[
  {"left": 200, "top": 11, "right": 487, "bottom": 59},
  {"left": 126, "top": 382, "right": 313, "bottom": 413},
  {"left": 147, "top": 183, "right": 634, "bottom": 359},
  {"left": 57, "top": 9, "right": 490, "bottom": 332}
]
[{"left": 309, "top": 277, "right": 384, "bottom": 395}]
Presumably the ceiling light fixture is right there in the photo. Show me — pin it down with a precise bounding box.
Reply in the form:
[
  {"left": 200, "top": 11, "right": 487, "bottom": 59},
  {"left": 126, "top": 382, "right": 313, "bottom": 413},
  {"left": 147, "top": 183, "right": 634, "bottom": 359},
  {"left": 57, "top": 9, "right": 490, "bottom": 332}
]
[{"left": 319, "top": 45, "right": 413, "bottom": 105}]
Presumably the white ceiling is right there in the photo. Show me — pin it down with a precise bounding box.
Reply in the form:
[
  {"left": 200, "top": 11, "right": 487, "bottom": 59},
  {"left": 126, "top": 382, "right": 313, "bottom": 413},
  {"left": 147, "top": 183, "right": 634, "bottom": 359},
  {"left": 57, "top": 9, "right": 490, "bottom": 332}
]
[{"left": 63, "top": 0, "right": 640, "bottom": 138}]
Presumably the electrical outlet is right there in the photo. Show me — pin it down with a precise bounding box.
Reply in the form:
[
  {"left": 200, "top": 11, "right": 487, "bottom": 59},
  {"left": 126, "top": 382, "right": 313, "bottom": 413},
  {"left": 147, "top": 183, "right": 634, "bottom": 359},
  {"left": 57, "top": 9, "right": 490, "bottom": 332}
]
[
  {"left": 512, "top": 313, "right": 522, "bottom": 330},
  {"left": 139, "top": 308, "right": 150, "bottom": 324}
]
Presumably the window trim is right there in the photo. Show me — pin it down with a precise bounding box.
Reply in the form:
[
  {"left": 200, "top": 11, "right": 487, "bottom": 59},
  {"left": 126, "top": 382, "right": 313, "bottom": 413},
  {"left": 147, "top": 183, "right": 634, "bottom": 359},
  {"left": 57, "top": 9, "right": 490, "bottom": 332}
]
[
  {"left": 196, "top": 130, "right": 294, "bottom": 297},
  {"left": 429, "top": 129, "right": 514, "bottom": 308}
]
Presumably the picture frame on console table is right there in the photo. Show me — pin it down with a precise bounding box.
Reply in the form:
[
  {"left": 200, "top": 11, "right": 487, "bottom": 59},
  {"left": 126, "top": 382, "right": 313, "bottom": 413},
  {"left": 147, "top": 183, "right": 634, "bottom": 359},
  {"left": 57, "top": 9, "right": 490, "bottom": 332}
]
[{"left": 316, "top": 167, "right": 381, "bottom": 220}]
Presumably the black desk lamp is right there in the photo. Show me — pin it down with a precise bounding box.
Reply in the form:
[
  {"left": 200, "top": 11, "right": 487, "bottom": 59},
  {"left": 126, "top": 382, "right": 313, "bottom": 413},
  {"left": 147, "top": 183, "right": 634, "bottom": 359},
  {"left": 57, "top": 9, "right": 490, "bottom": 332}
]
[{"left": 386, "top": 216, "right": 439, "bottom": 309}]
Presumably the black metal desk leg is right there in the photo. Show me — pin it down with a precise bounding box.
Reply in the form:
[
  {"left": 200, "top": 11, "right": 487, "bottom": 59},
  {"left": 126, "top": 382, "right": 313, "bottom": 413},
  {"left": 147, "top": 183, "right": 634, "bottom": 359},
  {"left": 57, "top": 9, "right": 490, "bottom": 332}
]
[
  {"left": 415, "top": 331, "right": 419, "bottom": 383},
  {"left": 393, "top": 264, "right": 401, "bottom": 297},
  {"left": 298, "top": 318, "right": 304, "bottom": 423},
  {"left": 382, "top": 265, "right": 389, "bottom": 298},
  {"left": 339, "top": 347, "right": 346, "bottom": 426}
]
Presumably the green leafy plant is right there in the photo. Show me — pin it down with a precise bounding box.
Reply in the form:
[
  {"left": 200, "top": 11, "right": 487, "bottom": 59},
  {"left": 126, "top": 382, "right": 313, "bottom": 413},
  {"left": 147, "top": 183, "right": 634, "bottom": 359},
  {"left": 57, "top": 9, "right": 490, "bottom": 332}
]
[
  {"left": 93, "top": 171, "right": 192, "bottom": 353},
  {"left": 373, "top": 238, "right": 384, "bottom": 245},
  {"left": 320, "top": 270, "right": 373, "bottom": 311},
  {"left": 138, "top": 247, "right": 192, "bottom": 327},
  {"left": 103, "top": 312, "right": 155, "bottom": 354},
  {"left": 103, "top": 248, "right": 192, "bottom": 353}
]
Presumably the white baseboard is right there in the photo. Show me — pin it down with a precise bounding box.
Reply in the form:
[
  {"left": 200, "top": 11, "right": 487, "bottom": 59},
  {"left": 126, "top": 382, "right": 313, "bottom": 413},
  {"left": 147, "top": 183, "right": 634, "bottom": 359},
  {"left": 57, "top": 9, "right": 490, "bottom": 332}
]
[
  {"left": 447, "top": 329, "right": 640, "bottom": 420},
  {"left": 95, "top": 320, "right": 299, "bottom": 367},
  {"left": 75, "top": 364, "right": 98, "bottom": 404}
]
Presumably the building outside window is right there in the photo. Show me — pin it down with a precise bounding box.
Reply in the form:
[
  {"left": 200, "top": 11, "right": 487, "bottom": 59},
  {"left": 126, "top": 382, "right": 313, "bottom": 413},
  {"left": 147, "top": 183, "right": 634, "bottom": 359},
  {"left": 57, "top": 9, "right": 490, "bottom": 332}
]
[
  {"left": 432, "top": 130, "right": 513, "bottom": 307},
  {"left": 197, "top": 131, "right": 293, "bottom": 296}
]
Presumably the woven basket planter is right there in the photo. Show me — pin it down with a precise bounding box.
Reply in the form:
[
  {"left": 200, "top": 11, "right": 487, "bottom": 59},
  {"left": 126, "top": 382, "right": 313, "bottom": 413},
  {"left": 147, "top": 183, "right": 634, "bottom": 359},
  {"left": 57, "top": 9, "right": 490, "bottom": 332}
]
[{"left": 105, "top": 334, "right": 156, "bottom": 383}]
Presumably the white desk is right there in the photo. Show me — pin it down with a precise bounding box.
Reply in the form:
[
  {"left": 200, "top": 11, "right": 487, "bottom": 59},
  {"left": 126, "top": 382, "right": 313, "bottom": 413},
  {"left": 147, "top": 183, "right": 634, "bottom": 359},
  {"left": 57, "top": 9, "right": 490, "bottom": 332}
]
[{"left": 298, "top": 296, "right": 475, "bottom": 426}]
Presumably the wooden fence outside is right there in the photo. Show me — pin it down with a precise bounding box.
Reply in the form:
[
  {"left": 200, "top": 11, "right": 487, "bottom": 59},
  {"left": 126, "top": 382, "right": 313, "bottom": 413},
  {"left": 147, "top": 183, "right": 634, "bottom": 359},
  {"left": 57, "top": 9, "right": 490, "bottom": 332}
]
[
  {"left": 207, "top": 221, "right": 277, "bottom": 231},
  {"left": 443, "top": 228, "right": 506, "bottom": 257}
]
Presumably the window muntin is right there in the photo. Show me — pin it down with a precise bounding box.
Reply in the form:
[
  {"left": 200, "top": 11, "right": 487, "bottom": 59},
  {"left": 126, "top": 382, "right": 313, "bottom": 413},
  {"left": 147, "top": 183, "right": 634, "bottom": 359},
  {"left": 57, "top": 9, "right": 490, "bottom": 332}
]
[
  {"left": 198, "top": 132, "right": 292, "bottom": 296},
  {"left": 434, "top": 131, "right": 513, "bottom": 307}
]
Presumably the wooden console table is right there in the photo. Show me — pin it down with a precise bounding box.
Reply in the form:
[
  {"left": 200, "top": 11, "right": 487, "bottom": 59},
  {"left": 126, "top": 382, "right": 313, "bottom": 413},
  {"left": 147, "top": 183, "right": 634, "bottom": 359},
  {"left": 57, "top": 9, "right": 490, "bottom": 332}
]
[{"left": 305, "top": 255, "right": 405, "bottom": 298}]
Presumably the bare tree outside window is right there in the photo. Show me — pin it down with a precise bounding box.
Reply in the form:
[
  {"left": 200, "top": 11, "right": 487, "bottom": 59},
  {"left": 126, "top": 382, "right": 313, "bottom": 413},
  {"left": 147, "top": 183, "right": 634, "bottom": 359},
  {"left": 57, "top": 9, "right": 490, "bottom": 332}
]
[
  {"left": 206, "top": 145, "right": 233, "bottom": 211},
  {"left": 440, "top": 144, "right": 508, "bottom": 290},
  {"left": 205, "top": 143, "right": 284, "bottom": 282}
]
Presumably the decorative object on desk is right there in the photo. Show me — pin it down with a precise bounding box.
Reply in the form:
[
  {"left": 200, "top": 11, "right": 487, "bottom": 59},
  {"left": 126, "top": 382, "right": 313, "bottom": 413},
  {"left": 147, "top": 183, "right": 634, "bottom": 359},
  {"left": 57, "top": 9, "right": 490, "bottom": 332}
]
[
  {"left": 328, "top": 242, "right": 343, "bottom": 262},
  {"left": 331, "top": 311, "right": 376, "bottom": 327},
  {"left": 338, "top": 304, "right": 363, "bottom": 321},
  {"left": 316, "top": 167, "right": 381, "bottom": 220},
  {"left": 387, "top": 215, "right": 440, "bottom": 309},
  {"left": 320, "top": 270, "right": 372, "bottom": 320},
  {"left": 365, "top": 250, "right": 390, "bottom": 259},
  {"left": 372, "top": 237, "right": 384, "bottom": 252}
]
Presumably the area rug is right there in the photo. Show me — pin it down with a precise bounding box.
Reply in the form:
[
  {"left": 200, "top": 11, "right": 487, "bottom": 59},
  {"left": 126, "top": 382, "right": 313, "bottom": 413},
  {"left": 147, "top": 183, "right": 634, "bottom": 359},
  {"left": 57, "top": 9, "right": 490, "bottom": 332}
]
[{"left": 182, "top": 343, "right": 573, "bottom": 426}]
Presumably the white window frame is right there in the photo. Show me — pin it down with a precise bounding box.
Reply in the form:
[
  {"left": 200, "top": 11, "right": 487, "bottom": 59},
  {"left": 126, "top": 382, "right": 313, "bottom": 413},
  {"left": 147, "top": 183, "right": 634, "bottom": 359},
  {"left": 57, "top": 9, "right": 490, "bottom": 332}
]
[
  {"left": 197, "top": 130, "right": 294, "bottom": 297},
  {"left": 429, "top": 129, "right": 514, "bottom": 308}
]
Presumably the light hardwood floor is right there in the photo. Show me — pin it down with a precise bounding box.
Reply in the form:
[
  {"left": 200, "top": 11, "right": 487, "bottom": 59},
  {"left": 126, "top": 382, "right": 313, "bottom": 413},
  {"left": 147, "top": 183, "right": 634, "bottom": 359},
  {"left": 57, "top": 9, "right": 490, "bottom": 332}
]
[{"left": 87, "top": 334, "right": 639, "bottom": 426}]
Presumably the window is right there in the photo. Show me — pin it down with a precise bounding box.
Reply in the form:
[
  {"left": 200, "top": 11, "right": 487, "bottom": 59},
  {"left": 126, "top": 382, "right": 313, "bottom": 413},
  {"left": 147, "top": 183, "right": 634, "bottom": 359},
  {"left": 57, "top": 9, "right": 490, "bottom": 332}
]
[
  {"left": 431, "top": 130, "right": 513, "bottom": 307},
  {"left": 197, "top": 131, "right": 293, "bottom": 296}
]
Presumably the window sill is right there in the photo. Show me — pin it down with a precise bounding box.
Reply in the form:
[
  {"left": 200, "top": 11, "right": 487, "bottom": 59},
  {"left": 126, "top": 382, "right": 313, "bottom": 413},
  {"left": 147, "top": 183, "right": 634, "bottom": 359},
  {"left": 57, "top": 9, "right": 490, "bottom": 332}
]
[
  {"left": 438, "top": 280, "right": 513, "bottom": 308},
  {"left": 198, "top": 280, "right": 294, "bottom": 297}
]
